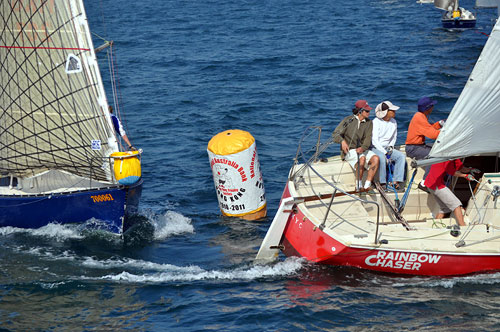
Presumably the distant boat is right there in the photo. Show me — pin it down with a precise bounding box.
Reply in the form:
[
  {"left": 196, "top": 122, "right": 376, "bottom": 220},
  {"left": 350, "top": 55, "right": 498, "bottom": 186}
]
[
  {"left": 434, "top": 0, "right": 476, "bottom": 29},
  {"left": 256, "top": 19, "right": 500, "bottom": 276},
  {"left": 0, "top": 0, "right": 143, "bottom": 235}
]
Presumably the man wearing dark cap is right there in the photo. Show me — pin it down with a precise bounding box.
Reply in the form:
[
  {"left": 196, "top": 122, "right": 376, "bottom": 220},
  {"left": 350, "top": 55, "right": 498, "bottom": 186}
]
[
  {"left": 405, "top": 96, "right": 444, "bottom": 191},
  {"left": 333, "top": 100, "right": 380, "bottom": 191}
]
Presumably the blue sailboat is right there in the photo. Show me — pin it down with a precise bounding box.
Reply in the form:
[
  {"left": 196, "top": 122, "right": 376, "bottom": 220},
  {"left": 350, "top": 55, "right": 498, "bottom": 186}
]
[
  {"left": 434, "top": 0, "right": 477, "bottom": 29},
  {"left": 0, "top": 0, "right": 143, "bottom": 235}
]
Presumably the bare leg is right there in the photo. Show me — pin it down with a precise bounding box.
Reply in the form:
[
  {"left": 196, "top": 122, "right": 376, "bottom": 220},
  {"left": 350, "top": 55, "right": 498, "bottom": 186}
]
[
  {"left": 356, "top": 156, "right": 366, "bottom": 181},
  {"left": 453, "top": 206, "right": 466, "bottom": 226},
  {"left": 436, "top": 208, "right": 465, "bottom": 226},
  {"left": 366, "top": 155, "right": 380, "bottom": 182}
]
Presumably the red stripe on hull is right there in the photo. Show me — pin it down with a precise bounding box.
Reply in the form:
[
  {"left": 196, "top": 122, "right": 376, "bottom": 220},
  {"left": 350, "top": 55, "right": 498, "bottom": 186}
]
[{"left": 280, "top": 186, "right": 500, "bottom": 276}]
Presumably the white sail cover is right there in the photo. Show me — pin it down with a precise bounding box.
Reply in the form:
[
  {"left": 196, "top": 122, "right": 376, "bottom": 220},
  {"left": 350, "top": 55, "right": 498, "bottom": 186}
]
[
  {"left": 0, "top": 0, "right": 118, "bottom": 181},
  {"left": 426, "top": 19, "right": 500, "bottom": 161}
]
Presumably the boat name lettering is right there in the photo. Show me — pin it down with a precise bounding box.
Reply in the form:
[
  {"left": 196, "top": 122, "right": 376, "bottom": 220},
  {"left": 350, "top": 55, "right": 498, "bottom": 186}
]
[
  {"left": 91, "top": 194, "right": 114, "bottom": 203},
  {"left": 210, "top": 158, "right": 247, "bottom": 182},
  {"left": 365, "top": 251, "right": 441, "bottom": 271}
]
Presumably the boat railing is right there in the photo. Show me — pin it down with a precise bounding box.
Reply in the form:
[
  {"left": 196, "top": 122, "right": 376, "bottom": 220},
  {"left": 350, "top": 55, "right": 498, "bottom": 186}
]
[{"left": 290, "top": 126, "right": 382, "bottom": 244}]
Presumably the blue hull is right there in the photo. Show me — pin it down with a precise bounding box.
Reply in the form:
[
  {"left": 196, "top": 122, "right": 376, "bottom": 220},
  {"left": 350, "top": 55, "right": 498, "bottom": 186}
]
[
  {"left": 442, "top": 18, "right": 476, "bottom": 29},
  {"left": 0, "top": 179, "right": 143, "bottom": 235}
]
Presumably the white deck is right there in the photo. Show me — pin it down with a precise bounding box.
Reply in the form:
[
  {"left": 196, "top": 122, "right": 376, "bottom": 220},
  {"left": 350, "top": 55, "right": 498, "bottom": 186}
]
[{"left": 288, "top": 154, "right": 500, "bottom": 254}]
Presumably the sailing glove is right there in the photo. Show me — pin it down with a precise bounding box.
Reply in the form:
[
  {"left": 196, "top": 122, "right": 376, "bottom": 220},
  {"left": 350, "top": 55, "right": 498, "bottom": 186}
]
[{"left": 465, "top": 174, "right": 475, "bottom": 182}]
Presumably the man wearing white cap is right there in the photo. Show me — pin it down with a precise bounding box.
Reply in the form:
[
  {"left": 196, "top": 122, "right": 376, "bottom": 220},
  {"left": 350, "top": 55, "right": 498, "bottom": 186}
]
[{"left": 372, "top": 101, "right": 406, "bottom": 191}]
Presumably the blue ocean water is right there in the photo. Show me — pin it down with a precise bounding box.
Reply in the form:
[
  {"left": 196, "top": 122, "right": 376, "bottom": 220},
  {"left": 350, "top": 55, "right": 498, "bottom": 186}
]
[{"left": 1, "top": 0, "right": 500, "bottom": 331}]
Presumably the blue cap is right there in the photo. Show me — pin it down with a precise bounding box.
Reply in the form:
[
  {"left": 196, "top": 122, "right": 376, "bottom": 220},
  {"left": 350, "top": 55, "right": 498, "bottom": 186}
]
[{"left": 418, "top": 96, "right": 437, "bottom": 112}]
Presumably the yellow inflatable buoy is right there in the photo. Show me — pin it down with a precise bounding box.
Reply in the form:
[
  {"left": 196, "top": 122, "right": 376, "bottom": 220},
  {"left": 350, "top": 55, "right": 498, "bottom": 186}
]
[
  {"left": 207, "top": 130, "right": 267, "bottom": 220},
  {"left": 110, "top": 150, "right": 141, "bottom": 185}
]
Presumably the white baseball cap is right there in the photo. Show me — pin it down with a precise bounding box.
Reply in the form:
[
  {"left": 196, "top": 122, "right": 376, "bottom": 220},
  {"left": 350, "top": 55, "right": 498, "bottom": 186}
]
[{"left": 376, "top": 101, "right": 400, "bottom": 118}]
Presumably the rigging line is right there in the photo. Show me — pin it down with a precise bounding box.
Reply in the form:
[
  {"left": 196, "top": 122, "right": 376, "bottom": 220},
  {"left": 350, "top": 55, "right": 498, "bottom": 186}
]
[
  {"left": 0, "top": 45, "right": 90, "bottom": 51},
  {"left": 108, "top": 45, "right": 128, "bottom": 138},
  {"left": 0, "top": 83, "right": 99, "bottom": 139},
  {"left": 0, "top": 131, "right": 106, "bottom": 169},
  {"left": 1, "top": 138, "right": 107, "bottom": 169},
  {"left": 110, "top": 46, "right": 121, "bottom": 118},
  {"left": 458, "top": 180, "right": 485, "bottom": 242},
  {"left": 0, "top": 25, "right": 91, "bottom": 114},
  {"left": 91, "top": 31, "right": 108, "bottom": 43},
  {"left": 2, "top": 3, "right": 87, "bottom": 79},
  {"left": 0, "top": 147, "right": 106, "bottom": 171}
]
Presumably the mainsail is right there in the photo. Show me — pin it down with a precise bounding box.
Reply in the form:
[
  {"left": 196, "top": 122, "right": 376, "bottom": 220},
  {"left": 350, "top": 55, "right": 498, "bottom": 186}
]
[
  {"left": 420, "top": 19, "right": 500, "bottom": 165},
  {"left": 0, "top": 0, "right": 119, "bottom": 181}
]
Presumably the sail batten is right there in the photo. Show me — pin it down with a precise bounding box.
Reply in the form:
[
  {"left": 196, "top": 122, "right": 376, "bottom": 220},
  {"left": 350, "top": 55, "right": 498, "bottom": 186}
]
[
  {"left": 427, "top": 19, "right": 500, "bottom": 161},
  {"left": 0, "top": 0, "right": 118, "bottom": 181}
]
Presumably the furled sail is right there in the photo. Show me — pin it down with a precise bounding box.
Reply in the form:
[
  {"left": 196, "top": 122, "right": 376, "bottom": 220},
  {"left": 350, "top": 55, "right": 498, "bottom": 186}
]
[
  {"left": 419, "top": 19, "right": 500, "bottom": 166},
  {"left": 0, "top": 0, "right": 119, "bottom": 181}
]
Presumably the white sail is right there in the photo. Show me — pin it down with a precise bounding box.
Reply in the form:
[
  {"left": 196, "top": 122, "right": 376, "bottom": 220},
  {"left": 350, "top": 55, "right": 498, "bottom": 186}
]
[
  {"left": 424, "top": 19, "right": 500, "bottom": 163},
  {"left": 0, "top": 0, "right": 119, "bottom": 181},
  {"left": 434, "top": 0, "right": 457, "bottom": 11}
]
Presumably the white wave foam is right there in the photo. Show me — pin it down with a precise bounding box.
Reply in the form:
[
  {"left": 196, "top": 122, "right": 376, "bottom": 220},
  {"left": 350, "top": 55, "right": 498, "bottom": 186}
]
[
  {"left": 98, "top": 257, "right": 304, "bottom": 283},
  {"left": 151, "top": 210, "right": 194, "bottom": 240},
  {"left": 0, "top": 223, "right": 83, "bottom": 240},
  {"left": 81, "top": 255, "right": 205, "bottom": 274},
  {"left": 393, "top": 272, "right": 500, "bottom": 288}
]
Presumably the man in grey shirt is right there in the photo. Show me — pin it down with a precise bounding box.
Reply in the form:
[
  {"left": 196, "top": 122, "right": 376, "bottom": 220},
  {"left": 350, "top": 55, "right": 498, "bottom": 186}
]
[{"left": 333, "top": 100, "right": 380, "bottom": 191}]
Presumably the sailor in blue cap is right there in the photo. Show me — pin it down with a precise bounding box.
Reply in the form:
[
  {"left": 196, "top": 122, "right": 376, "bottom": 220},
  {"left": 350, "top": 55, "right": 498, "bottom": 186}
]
[{"left": 405, "top": 96, "right": 444, "bottom": 191}]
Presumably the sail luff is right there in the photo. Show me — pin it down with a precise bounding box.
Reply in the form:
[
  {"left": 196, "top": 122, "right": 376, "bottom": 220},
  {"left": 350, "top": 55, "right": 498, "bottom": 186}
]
[{"left": 75, "top": 0, "right": 119, "bottom": 154}]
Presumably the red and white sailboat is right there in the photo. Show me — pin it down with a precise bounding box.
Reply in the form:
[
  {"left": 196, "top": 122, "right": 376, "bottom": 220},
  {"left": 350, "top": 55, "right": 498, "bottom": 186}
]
[{"left": 256, "top": 19, "right": 500, "bottom": 276}]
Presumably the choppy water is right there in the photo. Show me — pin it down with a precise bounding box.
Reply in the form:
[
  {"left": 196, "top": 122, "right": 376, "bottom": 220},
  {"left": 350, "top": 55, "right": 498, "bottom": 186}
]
[{"left": 1, "top": 0, "right": 500, "bottom": 331}]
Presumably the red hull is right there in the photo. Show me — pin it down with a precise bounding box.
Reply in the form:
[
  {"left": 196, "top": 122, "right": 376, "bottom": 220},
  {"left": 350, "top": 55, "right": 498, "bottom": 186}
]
[{"left": 280, "top": 184, "right": 500, "bottom": 276}]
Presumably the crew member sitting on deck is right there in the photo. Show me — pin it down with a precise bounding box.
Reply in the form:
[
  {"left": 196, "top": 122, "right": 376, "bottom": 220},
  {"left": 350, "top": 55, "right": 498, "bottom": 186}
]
[
  {"left": 109, "top": 105, "right": 135, "bottom": 151},
  {"left": 333, "top": 99, "right": 380, "bottom": 191},
  {"left": 371, "top": 101, "right": 405, "bottom": 191},
  {"left": 405, "top": 96, "right": 443, "bottom": 192},
  {"left": 424, "top": 159, "right": 474, "bottom": 227}
]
